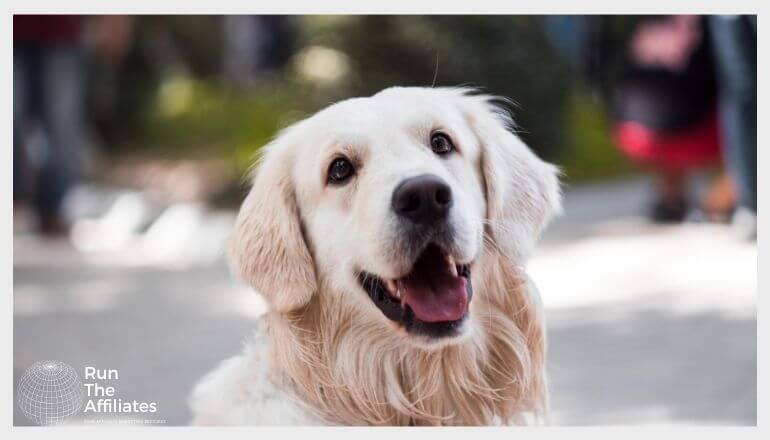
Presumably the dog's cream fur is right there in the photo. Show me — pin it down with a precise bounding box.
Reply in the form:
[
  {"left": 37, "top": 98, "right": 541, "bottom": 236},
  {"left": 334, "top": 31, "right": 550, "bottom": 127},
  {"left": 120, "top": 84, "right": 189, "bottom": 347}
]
[{"left": 189, "top": 87, "right": 561, "bottom": 426}]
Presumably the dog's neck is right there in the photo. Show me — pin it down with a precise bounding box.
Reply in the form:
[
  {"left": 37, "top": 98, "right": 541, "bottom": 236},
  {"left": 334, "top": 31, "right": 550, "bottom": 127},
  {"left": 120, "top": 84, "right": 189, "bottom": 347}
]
[{"left": 264, "top": 251, "right": 546, "bottom": 426}]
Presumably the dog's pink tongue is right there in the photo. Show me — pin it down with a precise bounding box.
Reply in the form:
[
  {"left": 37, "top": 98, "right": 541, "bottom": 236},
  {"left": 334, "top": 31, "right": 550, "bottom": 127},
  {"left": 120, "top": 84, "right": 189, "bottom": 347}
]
[{"left": 398, "top": 268, "right": 468, "bottom": 323}]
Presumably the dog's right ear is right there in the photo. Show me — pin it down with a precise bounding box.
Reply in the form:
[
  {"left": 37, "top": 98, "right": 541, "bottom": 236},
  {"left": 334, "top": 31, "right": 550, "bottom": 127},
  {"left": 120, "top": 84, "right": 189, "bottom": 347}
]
[{"left": 227, "top": 137, "right": 316, "bottom": 313}]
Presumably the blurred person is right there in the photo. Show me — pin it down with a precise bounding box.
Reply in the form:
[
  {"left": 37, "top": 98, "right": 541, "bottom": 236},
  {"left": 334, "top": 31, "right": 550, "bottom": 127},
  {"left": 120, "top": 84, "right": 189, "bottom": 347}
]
[
  {"left": 13, "top": 15, "right": 133, "bottom": 237},
  {"left": 14, "top": 15, "right": 87, "bottom": 236},
  {"left": 222, "top": 15, "right": 294, "bottom": 87},
  {"left": 708, "top": 15, "right": 757, "bottom": 240},
  {"left": 548, "top": 16, "right": 735, "bottom": 223},
  {"left": 611, "top": 15, "right": 725, "bottom": 223}
]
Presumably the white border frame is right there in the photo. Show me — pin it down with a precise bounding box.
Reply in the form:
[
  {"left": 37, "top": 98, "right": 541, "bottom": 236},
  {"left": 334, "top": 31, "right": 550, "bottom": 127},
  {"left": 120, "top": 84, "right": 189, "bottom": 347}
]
[{"left": 3, "top": 1, "right": 765, "bottom": 438}]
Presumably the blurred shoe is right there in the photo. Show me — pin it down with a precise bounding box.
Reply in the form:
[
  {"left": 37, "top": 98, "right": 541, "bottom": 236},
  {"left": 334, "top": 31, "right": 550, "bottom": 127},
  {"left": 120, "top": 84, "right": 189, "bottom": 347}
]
[
  {"left": 39, "top": 214, "right": 70, "bottom": 238},
  {"left": 731, "top": 206, "right": 756, "bottom": 241},
  {"left": 687, "top": 205, "right": 733, "bottom": 224},
  {"left": 650, "top": 198, "right": 688, "bottom": 223}
]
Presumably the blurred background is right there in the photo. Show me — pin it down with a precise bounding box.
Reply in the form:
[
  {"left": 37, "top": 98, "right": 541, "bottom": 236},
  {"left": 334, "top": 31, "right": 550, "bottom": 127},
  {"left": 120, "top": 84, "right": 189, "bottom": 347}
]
[{"left": 13, "top": 15, "right": 756, "bottom": 425}]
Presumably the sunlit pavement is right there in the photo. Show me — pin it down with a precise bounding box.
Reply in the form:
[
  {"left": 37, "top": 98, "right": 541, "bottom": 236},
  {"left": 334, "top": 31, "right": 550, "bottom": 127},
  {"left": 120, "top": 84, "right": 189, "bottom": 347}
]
[{"left": 13, "top": 177, "right": 756, "bottom": 426}]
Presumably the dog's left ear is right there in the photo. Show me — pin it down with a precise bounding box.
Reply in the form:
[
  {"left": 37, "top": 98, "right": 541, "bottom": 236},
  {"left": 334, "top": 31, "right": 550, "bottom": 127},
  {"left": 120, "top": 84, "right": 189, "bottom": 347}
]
[{"left": 460, "top": 92, "right": 562, "bottom": 263}]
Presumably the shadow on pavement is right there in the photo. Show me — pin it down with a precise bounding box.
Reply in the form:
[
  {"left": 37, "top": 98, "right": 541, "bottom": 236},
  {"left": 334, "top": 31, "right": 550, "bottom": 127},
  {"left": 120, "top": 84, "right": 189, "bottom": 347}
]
[{"left": 547, "top": 305, "right": 756, "bottom": 425}]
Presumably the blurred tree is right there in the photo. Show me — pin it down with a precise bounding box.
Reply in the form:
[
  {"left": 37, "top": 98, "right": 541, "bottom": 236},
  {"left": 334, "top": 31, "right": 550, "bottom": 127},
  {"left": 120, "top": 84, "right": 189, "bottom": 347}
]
[
  {"left": 86, "top": 15, "right": 637, "bottom": 188},
  {"left": 89, "top": 16, "right": 224, "bottom": 149},
  {"left": 298, "top": 15, "right": 573, "bottom": 160}
]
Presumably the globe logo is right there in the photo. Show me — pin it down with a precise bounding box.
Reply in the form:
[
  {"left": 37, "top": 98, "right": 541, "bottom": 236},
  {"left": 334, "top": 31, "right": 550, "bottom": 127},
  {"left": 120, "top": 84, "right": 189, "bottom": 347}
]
[{"left": 17, "top": 361, "right": 85, "bottom": 425}]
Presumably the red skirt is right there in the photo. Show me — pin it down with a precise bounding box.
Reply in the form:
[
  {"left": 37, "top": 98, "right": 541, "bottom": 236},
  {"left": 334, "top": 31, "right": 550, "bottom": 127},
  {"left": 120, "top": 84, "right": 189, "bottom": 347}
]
[{"left": 614, "top": 110, "right": 722, "bottom": 171}]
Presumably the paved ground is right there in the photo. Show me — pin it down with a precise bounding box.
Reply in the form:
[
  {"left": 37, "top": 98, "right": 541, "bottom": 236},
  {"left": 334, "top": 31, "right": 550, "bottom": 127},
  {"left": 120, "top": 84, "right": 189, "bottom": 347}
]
[{"left": 13, "top": 176, "right": 757, "bottom": 426}]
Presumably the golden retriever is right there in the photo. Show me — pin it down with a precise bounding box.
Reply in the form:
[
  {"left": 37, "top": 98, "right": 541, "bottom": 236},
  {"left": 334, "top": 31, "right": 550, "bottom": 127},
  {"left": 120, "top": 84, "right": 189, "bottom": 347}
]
[{"left": 189, "top": 87, "right": 561, "bottom": 425}]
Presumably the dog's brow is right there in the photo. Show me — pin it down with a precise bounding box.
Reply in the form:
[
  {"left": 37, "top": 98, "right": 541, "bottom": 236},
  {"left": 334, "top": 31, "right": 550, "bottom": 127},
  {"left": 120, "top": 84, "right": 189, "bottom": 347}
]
[
  {"left": 409, "top": 122, "right": 433, "bottom": 140},
  {"left": 324, "top": 144, "right": 366, "bottom": 168}
]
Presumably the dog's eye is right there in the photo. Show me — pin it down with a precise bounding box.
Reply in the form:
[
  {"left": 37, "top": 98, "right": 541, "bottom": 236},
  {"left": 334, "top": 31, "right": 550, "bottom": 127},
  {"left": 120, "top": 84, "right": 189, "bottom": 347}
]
[
  {"left": 327, "top": 157, "right": 355, "bottom": 184},
  {"left": 430, "top": 132, "right": 454, "bottom": 156}
]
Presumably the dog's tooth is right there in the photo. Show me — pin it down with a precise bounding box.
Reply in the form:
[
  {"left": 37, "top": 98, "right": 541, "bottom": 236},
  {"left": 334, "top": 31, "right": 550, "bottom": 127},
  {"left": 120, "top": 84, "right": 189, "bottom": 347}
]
[
  {"left": 386, "top": 279, "right": 398, "bottom": 295},
  {"left": 396, "top": 280, "right": 406, "bottom": 303},
  {"left": 445, "top": 254, "right": 457, "bottom": 275}
]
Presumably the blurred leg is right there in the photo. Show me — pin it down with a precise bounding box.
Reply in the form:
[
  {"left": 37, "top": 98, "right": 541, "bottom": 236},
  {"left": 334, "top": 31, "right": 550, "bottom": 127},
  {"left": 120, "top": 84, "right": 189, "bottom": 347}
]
[
  {"left": 34, "top": 46, "right": 86, "bottom": 232},
  {"left": 650, "top": 168, "right": 688, "bottom": 223},
  {"left": 709, "top": 16, "right": 757, "bottom": 214},
  {"left": 702, "top": 170, "right": 737, "bottom": 221},
  {"left": 13, "top": 49, "right": 30, "bottom": 202}
]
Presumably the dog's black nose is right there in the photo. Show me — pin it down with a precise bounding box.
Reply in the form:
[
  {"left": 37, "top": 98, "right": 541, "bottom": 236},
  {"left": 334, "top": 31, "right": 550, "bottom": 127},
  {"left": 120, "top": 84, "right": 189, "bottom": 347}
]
[{"left": 392, "top": 174, "right": 453, "bottom": 225}]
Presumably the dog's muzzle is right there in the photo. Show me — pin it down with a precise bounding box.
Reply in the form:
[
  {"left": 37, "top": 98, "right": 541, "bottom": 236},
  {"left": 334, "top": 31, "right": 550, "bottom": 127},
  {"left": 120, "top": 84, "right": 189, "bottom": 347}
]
[{"left": 356, "top": 174, "right": 473, "bottom": 340}]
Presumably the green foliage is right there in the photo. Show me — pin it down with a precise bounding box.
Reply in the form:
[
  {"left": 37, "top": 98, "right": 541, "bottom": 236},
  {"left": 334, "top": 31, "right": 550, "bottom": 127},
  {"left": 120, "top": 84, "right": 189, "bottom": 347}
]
[
  {"left": 298, "top": 16, "right": 572, "bottom": 160},
  {"left": 138, "top": 79, "right": 310, "bottom": 173},
  {"left": 559, "top": 87, "right": 633, "bottom": 182},
  {"left": 106, "top": 15, "right": 636, "bottom": 184}
]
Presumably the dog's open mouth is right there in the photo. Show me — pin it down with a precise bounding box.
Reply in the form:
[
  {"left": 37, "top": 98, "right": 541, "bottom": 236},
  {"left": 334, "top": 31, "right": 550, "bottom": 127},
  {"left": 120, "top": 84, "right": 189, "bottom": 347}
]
[{"left": 357, "top": 244, "right": 473, "bottom": 338}]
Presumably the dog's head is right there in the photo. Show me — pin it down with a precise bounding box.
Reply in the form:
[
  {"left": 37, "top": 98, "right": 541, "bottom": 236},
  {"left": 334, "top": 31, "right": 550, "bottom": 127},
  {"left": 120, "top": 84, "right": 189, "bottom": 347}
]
[{"left": 229, "top": 87, "right": 560, "bottom": 347}]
